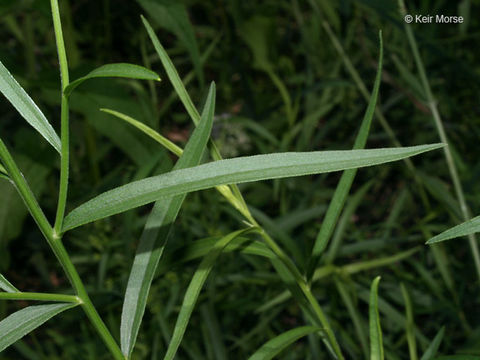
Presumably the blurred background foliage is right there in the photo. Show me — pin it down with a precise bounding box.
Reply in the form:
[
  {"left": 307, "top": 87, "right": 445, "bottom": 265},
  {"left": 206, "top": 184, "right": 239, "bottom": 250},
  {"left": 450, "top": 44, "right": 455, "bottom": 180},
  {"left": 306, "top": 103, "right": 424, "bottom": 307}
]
[{"left": 1, "top": 0, "right": 480, "bottom": 358}]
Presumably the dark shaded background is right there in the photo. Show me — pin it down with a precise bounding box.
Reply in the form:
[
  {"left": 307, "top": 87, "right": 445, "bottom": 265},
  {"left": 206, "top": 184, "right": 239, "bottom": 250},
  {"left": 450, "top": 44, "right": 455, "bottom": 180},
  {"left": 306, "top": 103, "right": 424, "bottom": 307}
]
[{"left": 1, "top": 0, "right": 480, "bottom": 358}]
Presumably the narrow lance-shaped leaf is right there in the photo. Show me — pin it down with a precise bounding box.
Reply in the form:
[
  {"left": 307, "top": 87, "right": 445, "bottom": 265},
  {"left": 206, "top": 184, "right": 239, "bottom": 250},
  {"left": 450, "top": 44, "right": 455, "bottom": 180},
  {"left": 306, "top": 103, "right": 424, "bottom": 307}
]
[
  {"left": 401, "top": 283, "right": 418, "bottom": 360},
  {"left": 138, "top": 1, "right": 204, "bottom": 87},
  {"left": 63, "top": 143, "right": 444, "bottom": 232},
  {"left": 142, "top": 15, "right": 250, "bottom": 219},
  {"left": 141, "top": 15, "right": 200, "bottom": 124},
  {"left": 0, "top": 303, "right": 77, "bottom": 353},
  {"left": 0, "top": 163, "right": 6, "bottom": 174},
  {"left": 164, "top": 228, "right": 258, "bottom": 360},
  {"left": 420, "top": 326, "right": 444, "bottom": 360},
  {"left": 369, "top": 276, "right": 384, "bottom": 360},
  {"left": 120, "top": 82, "right": 216, "bottom": 358},
  {"left": 100, "top": 108, "right": 183, "bottom": 157},
  {"left": 247, "top": 326, "right": 321, "bottom": 360},
  {"left": 0, "top": 273, "right": 19, "bottom": 293},
  {"left": 308, "top": 31, "right": 383, "bottom": 276},
  {"left": 64, "top": 63, "right": 161, "bottom": 97},
  {"left": 0, "top": 60, "right": 61, "bottom": 153},
  {"left": 426, "top": 215, "right": 480, "bottom": 244}
]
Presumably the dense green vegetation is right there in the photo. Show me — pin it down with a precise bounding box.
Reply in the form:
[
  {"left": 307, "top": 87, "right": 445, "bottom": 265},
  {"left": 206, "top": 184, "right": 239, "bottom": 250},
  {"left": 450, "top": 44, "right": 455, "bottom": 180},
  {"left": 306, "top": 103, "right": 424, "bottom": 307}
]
[{"left": 1, "top": 0, "right": 479, "bottom": 359}]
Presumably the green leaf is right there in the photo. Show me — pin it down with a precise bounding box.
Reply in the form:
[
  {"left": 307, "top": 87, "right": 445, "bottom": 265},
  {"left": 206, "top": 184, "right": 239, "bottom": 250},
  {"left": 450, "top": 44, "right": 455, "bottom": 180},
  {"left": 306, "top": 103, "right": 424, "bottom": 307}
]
[
  {"left": 0, "top": 273, "right": 18, "bottom": 293},
  {"left": 120, "top": 82, "right": 216, "bottom": 358},
  {"left": 100, "top": 108, "right": 183, "bottom": 157},
  {"left": 247, "top": 326, "right": 320, "bottom": 360},
  {"left": 0, "top": 163, "right": 6, "bottom": 174},
  {"left": 0, "top": 60, "right": 61, "bottom": 153},
  {"left": 426, "top": 215, "right": 480, "bottom": 244},
  {"left": 309, "top": 31, "right": 383, "bottom": 275},
  {"left": 64, "top": 63, "right": 161, "bottom": 97},
  {"left": 420, "top": 327, "right": 444, "bottom": 360},
  {"left": 142, "top": 15, "right": 200, "bottom": 124},
  {"left": 0, "top": 303, "right": 77, "bottom": 353},
  {"left": 138, "top": 0, "right": 204, "bottom": 88},
  {"left": 63, "top": 143, "right": 444, "bottom": 232},
  {"left": 164, "top": 228, "right": 257, "bottom": 360},
  {"left": 369, "top": 276, "right": 383, "bottom": 360},
  {"left": 401, "top": 283, "right": 418, "bottom": 360}
]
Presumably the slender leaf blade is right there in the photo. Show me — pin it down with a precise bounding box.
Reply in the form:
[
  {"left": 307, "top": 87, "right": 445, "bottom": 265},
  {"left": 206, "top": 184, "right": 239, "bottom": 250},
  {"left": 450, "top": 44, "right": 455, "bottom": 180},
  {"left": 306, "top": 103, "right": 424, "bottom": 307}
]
[
  {"left": 369, "top": 276, "right": 384, "bottom": 360},
  {"left": 0, "top": 60, "right": 61, "bottom": 153},
  {"left": 120, "top": 83, "right": 216, "bottom": 358},
  {"left": 420, "top": 327, "right": 444, "bottom": 360},
  {"left": 0, "top": 303, "right": 77, "bottom": 353},
  {"left": 63, "top": 143, "right": 444, "bottom": 232},
  {"left": 401, "top": 283, "right": 418, "bottom": 360},
  {"left": 142, "top": 15, "right": 200, "bottom": 124},
  {"left": 0, "top": 273, "right": 18, "bottom": 293},
  {"left": 138, "top": 1, "right": 204, "bottom": 87},
  {"left": 247, "top": 326, "right": 320, "bottom": 360},
  {"left": 427, "top": 215, "right": 480, "bottom": 244},
  {"left": 164, "top": 228, "right": 257, "bottom": 360},
  {"left": 309, "top": 31, "right": 383, "bottom": 275},
  {"left": 64, "top": 63, "right": 160, "bottom": 97},
  {"left": 100, "top": 108, "right": 183, "bottom": 156}
]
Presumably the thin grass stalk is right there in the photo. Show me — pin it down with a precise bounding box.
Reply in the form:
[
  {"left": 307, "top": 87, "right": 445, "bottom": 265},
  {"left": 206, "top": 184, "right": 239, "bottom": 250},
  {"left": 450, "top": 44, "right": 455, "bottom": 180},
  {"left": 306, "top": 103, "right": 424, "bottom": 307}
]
[
  {"left": 0, "top": 138, "right": 123, "bottom": 359},
  {"left": 50, "top": 0, "right": 70, "bottom": 234},
  {"left": 319, "top": 18, "right": 431, "bottom": 209},
  {"left": 398, "top": 0, "right": 480, "bottom": 280},
  {"left": 258, "top": 230, "right": 344, "bottom": 359},
  {"left": 0, "top": 292, "right": 80, "bottom": 303},
  {"left": 48, "top": 1, "right": 125, "bottom": 358}
]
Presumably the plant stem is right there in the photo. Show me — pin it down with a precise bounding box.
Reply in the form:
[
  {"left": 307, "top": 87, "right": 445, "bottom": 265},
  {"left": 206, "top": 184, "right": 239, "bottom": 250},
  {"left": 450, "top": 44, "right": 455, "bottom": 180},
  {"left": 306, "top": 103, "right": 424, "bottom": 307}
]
[
  {"left": 258, "top": 230, "right": 344, "bottom": 359},
  {"left": 0, "top": 139, "right": 124, "bottom": 359},
  {"left": 398, "top": 0, "right": 480, "bottom": 281},
  {"left": 0, "top": 292, "right": 80, "bottom": 303},
  {"left": 0, "top": 139, "right": 53, "bottom": 241},
  {"left": 43, "top": 2, "right": 125, "bottom": 358},
  {"left": 50, "top": 0, "right": 70, "bottom": 234}
]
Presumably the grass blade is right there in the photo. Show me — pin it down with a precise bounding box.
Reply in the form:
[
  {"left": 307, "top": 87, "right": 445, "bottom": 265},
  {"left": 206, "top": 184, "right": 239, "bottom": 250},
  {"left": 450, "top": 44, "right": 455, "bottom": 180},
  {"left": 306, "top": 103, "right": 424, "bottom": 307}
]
[
  {"left": 426, "top": 215, "right": 480, "bottom": 244},
  {"left": 420, "top": 327, "right": 444, "bottom": 360},
  {"left": 0, "top": 274, "right": 18, "bottom": 293},
  {"left": 308, "top": 31, "right": 383, "bottom": 276},
  {"left": 120, "top": 83, "right": 216, "bottom": 358},
  {"left": 164, "top": 228, "right": 258, "bottom": 360},
  {"left": 369, "top": 276, "right": 383, "bottom": 360},
  {"left": 142, "top": 15, "right": 200, "bottom": 125},
  {"left": 100, "top": 108, "right": 183, "bottom": 157},
  {"left": 0, "top": 303, "right": 77, "bottom": 353},
  {"left": 63, "top": 143, "right": 444, "bottom": 232},
  {"left": 398, "top": 0, "right": 480, "bottom": 280},
  {"left": 64, "top": 63, "right": 161, "bottom": 97},
  {"left": 0, "top": 163, "right": 6, "bottom": 174},
  {"left": 247, "top": 326, "right": 320, "bottom": 360},
  {"left": 138, "top": 0, "right": 204, "bottom": 88},
  {"left": 0, "top": 60, "right": 61, "bottom": 153},
  {"left": 400, "top": 283, "right": 418, "bottom": 360}
]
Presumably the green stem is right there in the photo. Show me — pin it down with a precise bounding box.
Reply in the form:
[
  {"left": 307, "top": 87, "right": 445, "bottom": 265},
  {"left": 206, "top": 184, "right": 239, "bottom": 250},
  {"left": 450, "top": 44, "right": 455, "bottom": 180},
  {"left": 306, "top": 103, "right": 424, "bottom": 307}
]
[
  {"left": 259, "top": 230, "right": 344, "bottom": 359},
  {"left": 34, "top": 2, "right": 125, "bottom": 358},
  {"left": 399, "top": 0, "right": 480, "bottom": 281},
  {"left": 50, "top": 0, "right": 70, "bottom": 234},
  {"left": 0, "top": 292, "right": 80, "bottom": 303},
  {"left": 0, "top": 139, "right": 53, "bottom": 241},
  {"left": 0, "top": 139, "right": 124, "bottom": 359}
]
